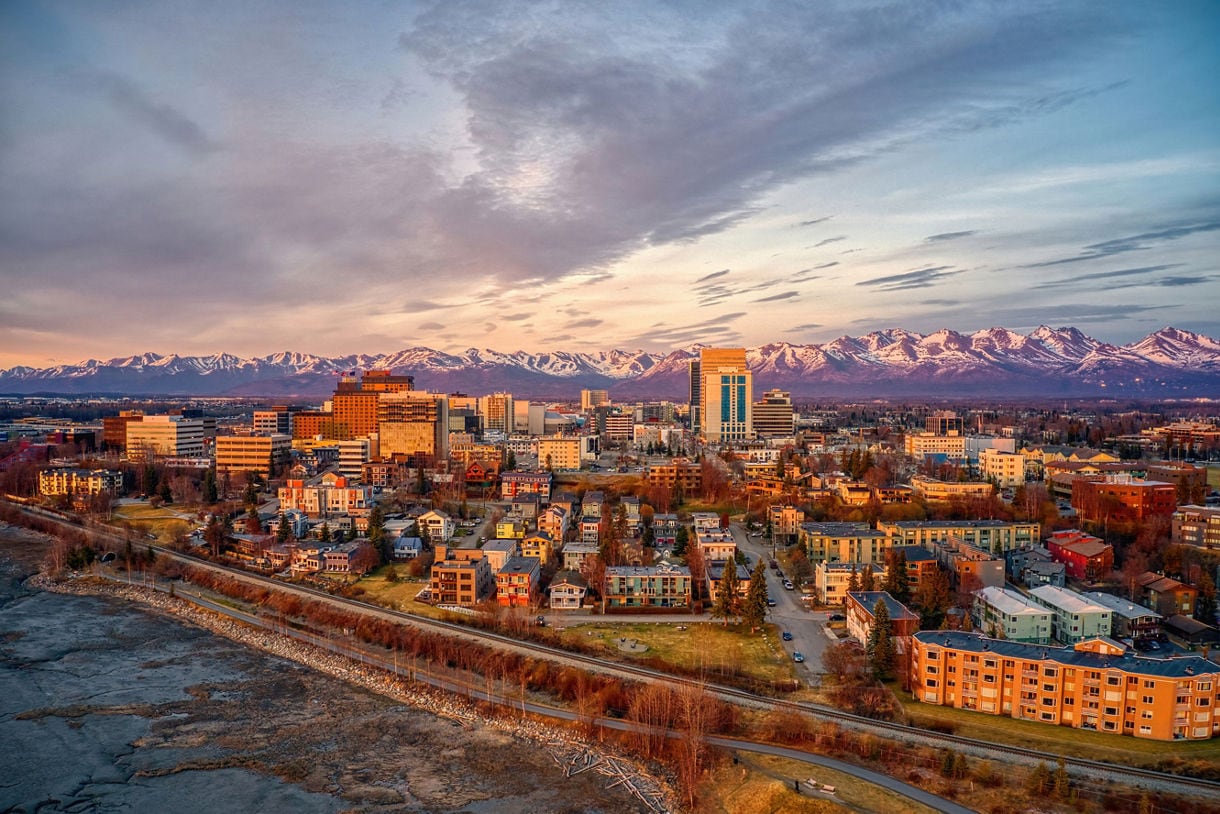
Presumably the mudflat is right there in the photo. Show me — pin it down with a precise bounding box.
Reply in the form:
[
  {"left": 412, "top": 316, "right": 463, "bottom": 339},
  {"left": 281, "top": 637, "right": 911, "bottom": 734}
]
[{"left": 0, "top": 525, "right": 659, "bottom": 813}]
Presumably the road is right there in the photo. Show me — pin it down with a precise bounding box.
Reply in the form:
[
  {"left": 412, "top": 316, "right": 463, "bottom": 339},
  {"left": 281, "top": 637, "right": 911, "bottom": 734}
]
[{"left": 731, "top": 522, "right": 835, "bottom": 682}]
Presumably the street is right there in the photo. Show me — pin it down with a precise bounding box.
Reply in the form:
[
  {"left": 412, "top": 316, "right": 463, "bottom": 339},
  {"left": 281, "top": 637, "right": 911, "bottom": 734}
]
[{"left": 730, "top": 522, "right": 836, "bottom": 682}]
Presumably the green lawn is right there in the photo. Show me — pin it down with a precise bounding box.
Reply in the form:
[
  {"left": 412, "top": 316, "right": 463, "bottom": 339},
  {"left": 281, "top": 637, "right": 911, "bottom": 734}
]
[
  {"left": 898, "top": 688, "right": 1220, "bottom": 769},
  {"left": 558, "top": 621, "right": 797, "bottom": 685},
  {"left": 111, "top": 503, "right": 195, "bottom": 543}
]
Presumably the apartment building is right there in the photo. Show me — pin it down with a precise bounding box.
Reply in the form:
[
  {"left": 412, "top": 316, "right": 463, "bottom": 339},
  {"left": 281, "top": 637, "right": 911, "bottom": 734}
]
[
  {"left": 1173, "top": 505, "right": 1220, "bottom": 550},
  {"left": 520, "top": 531, "right": 555, "bottom": 563},
  {"left": 877, "top": 520, "right": 1040, "bottom": 555},
  {"left": 277, "top": 476, "right": 371, "bottom": 518},
  {"left": 252, "top": 407, "right": 292, "bottom": 435},
  {"left": 814, "top": 561, "right": 889, "bottom": 606},
  {"left": 604, "top": 563, "right": 692, "bottom": 610},
  {"left": 909, "top": 475, "right": 994, "bottom": 501},
  {"left": 429, "top": 548, "right": 495, "bottom": 607},
  {"left": 979, "top": 448, "right": 1025, "bottom": 488},
  {"left": 769, "top": 504, "right": 805, "bottom": 543},
  {"left": 538, "top": 436, "right": 582, "bottom": 471},
  {"left": 561, "top": 540, "right": 599, "bottom": 572},
  {"left": 38, "top": 468, "right": 123, "bottom": 497},
  {"left": 910, "top": 631, "right": 1220, "bottom": 740},
  {"left": 973, "top": 586, "right": 1053, "bottom": 643},
  {"left": 1135, "top": 572, "right": 1198, "bottom": 619},
  {"left": 1028, "top": 585, "right": 1112, "bottom": 644},
  {"left": 933, "top": 536, "right": 1005, "bottom": 591},
  {"left": 537, "top": 505, "right": 569, "bottom": 542},
  {"left": 904, "top": 432, "right": 966, "bottom": 460},
  {"left": 799, "top": 522, "right": 892, "bottom": 564},
  {"left": 500, "top": 471, "right": 553, "bottom": 501},
  {"left": 477, "top": 393, "right": 514, "bottom": 435},
  {"left": 215, "top": 433, "right": 291, "bottom": 478},
  {"left": 645, "top": 458, "right": 703, "bottom": 495}
]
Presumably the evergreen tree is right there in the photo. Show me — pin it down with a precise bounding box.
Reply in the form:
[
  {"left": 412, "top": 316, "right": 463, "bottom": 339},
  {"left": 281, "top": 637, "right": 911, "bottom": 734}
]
[
  {"left": 711, "top": 561, "right": 739, "bottom": 626},
  {"left": 245, "top": 505, "right": 262, "bottom": 534},
  {"left": 847, "top": 564, "right": 860, "bottom": 594},
  {"left": 741, "top": 558, "right": 769, "bottom": 632},
  {"left": 276, "top": 511, "right": 291, "bottom": 543},
  {"left": 673, "top": 526, "right": 689, "bottom": 558},
  {"left": 1197, "top": 571, "right": 1218, "bottom": 625},
  {"left": 202, "top": 469, "right": 219, "bottom": 504},
  {"left": 157, "top": 479, "right": 173, "bottom": 504},
  {"left": 915, "top": 567, "right": 953, "bottom": 629},
  {"left": 882, "top": 548, "right": 910, "bottom": 603},
  {"left": 367, "top": 504, "right": 388, "bottom": 563},
  {"left": 861, "top": 563, "right": 875, "bottom": 592},
  {"left": 319, "top": 522, "right": 331, "bottom": 543},
  {"left": 1053, "top": 756, "right": 1070, "bottom": 799},
  {"left": 865, "top": 598, "right": 896, "bottom": 680},
  {"left": 1027, "top": 763, "right": 1050, "bottom": 796}
]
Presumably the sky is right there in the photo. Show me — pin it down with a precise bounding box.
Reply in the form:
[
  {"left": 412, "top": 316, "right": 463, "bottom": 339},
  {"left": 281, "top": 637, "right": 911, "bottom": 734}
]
[{"left": 1, "top": 1, "right": 1218, "bottom": 369}]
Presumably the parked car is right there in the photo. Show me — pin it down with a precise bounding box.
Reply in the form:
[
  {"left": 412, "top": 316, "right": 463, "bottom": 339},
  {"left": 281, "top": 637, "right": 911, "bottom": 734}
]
[
  {"left": 782, "top": 631, "right": 793, "bottom": 641},
  {"left": 766, "top": 598, "right": 777, "bottom": 607},
  {"left": 783, "top": 580, "right": 795, "bottom": 590},
  {"left": 792, "top": 651, "right": 805, "bottom": 663},
  {"left": 769, "top": 560, "right": 779, "bottom": 569},
  {"left": 828, "top": 613, "right": 845, "bottom": 622}
]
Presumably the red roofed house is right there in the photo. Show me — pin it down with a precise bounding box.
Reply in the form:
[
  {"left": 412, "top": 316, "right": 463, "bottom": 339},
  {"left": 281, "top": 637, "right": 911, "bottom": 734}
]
[{"left": 1045, "top": 529, "right": 1114, "bottom": 582}]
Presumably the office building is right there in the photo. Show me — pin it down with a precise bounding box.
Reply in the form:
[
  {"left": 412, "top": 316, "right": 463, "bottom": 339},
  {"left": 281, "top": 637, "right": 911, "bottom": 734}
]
[{"left": 215, "top": 433, "right": 291, "bottom": 477}]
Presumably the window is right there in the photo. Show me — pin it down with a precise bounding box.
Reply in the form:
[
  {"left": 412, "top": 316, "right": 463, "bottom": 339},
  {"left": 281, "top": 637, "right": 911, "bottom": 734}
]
[
  {"left": 926, "top": 679, "right": 938, "bottom": 688},
  {"left": 1107, "top": 676, "right": 1121, "bottom": 686},
  {"left": 1142, "top": 695, "right": 1154, "bottom": 704}
]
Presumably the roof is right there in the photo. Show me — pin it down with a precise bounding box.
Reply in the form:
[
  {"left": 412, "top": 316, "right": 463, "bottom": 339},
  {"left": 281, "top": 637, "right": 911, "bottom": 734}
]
[
  {"left": 976, "top": 586, "right": 1047, "bottom": 616},
  {"left": 1084, "top": 591, "right": 1161, "bottom": 620},
  {"left": 1165, "top": 615, "right": 1218, "bottom": 636},
  {"left": 1029, "top": 585, "right": 1110, "bottom": 615},
  {"left": 914, "top": 630, "right": 1220, "bottom": 679},
  {"left": 500, "top": 556, "right": 541, "bottom": 575},
  {"left": 1060, "top": 539, "right": 1112, "bottom": 558},
  {"left": 846, "top": 591, "right": 919, "bottom": 622},
  {"left": 892, "top": 545, "right": 938, "bottom": 562},
  {"left": 550, "top": 570, "right": 587, "bottom": 589},
  {"left": 482, "top": 539, "right": 517, "bottom": 554},
  {"left": 607, "top": 564, "right": 691, "bottom": 577},
  {"left": 799, "top": 522, "right": 878, "bottom": 536}
]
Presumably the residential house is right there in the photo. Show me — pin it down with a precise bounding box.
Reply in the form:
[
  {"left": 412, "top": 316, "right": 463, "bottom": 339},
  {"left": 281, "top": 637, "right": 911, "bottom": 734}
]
[
  {"left": 1045, "top": 529, "right": 1114, "bottom": 582},
  {"left": 1005, "top": 545, "right": 1066, "bottom": 589},
  {"left": 521, "top": 530, "right": 555, "bottom": 564},
  {"left": 1084, "top": 591, "right": 1163, "bottom": 644},
  {"left": 651, "top": 513, "right": 680, "bottom": 546},
  {"left": 496, "top": 556, "right": 541, "bottom": 608},
  {"left": 500, "top": 470, "right": 553, "bottom": 502},
  {"left": 480, "top": 539, "right": 518, "bottom": 574},
  {"left": 814, "top": 561, "right": 889, "bottom": 607},
  {"left": 705, "top": 561, "right": 751, "bottom": 606},
  {"left": 509, "top": 493, "right": 541, "bottom": 521},
  {"left": 537, "top": 505, "right": 570, "bottom": 542},
  {"left": 417, "top": 509, "right": 456, "bottom": 544},
  {"left": 561, "top": 540, "right": 599, "bottom": 572},
  {"left": 695, "top": 526, "right": 736, "bottom": 563},
  {"left": 1135, "top": 572, "right": 1198, "bottom": 619},
  {"left": 548, "top": 570, "right": 588, "bottom": 610}
]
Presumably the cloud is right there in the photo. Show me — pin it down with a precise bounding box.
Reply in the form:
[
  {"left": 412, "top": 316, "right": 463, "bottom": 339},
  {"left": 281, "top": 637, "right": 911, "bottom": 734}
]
[
  {"left": 786, "top": 322, "right": 823, "bottom": 332},
  {"left": 694, "top": 269, "right": 731, "bottom": 285},
  {"left": 501, "top": 313, "right": 530, "bottom": 321},
  {"left": 857, "top": 265, "right": 959, "bottom": 291},
  {"left": 796, "top": 216, "right": 833, "bottom": 227},
  {"left": 86, "top": 70, "right": 219, "bottom": 155},
  {"left": 925, "top": 230, "right": 977, "bottom": 242},
  {"left": 619, "top": 312, "right": 746, "bottom": 347},
  {"left": 1030, "top": 263, "right": 1183, "bottom": 289},
  {"left": 418, "top": 321, "right": 446, "bottom": 330},
  {"left": 920, "top": 299, "right": 960, "bottom": 306},
  {"left": 1025, "top": 219, "right": 1220, "bottom": 267},
  {"left": 753, "top": 290, "right": 800, "bottom": 302},
  {"left": 813, "top": 236, "right": 846, "bottom": 248},
  {"left": 565, "top": 318, "right": 604, "bottom": 329}
]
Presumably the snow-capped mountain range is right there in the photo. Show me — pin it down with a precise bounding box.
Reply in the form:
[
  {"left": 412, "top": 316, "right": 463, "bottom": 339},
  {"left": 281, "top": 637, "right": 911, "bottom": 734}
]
[{"left": 2, "top": 327, "right": 1219, "bottom": 399}]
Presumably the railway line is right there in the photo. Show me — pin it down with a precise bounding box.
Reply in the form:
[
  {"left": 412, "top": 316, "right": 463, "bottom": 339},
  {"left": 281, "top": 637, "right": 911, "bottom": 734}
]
[{"left": 8, "top": 499, "right": 1220, "bottom": 804}]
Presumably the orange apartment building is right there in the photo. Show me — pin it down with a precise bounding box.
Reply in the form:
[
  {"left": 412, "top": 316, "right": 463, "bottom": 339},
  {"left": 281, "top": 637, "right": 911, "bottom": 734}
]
[
  {"left": 428, "top": 548, "right": 495, "bottom": 607},
  {"left": 910, "top": 631, "right": 1220, "bottom": 740},
  {"left": 645, "top": 458, "right": 703, "bottom": 495}
]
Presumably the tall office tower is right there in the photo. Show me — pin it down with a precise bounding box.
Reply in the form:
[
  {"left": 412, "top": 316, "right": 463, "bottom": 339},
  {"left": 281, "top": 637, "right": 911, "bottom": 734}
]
[
  {"left": 580, "top": 389, "right": 609, "bottom": 411},
  {"left": 688, "top": 360, "right": 702, "bottom": 435},
  {"left": 753, "top": 388, "right": 794, "bottom": 438},
  {"left": 328, "top": 369, "right": 415, "bottom": 440},
  {"left": 696, "top": 348, "right": 753, "bottom": 443},
  {"left": 478, "top": 392, "right": 514, "bottom": 435},
  {"left": 125, "top": 415, "right": 207, "bottom": 461},
  {"left": 253, "top": 405, "right": 292, "bottom": 435},
  {"left": 926, "top": 410, "right": 963, "bottom": 436},
  {"left": 377, "top": 391, "right": 450, "bottom": 462}
]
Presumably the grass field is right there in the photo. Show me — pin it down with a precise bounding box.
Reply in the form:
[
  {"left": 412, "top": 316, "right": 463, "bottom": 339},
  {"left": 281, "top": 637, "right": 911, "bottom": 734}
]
[
  {"left": 897, "top": 687, "right": 1220, "bottom": 769},
  {"left": 111, "top": 502, "right": 195, "bottom": 543},
  {"left": 558, "top": 621, "right": 798, "bottom": 685},
  {"left": 702, "top": 753, "right": 942, "bottom": 814}
]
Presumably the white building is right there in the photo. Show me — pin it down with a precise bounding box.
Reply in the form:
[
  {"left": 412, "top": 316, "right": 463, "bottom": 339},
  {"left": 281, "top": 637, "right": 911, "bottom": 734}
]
[{"left": 126, "top": 415, "right": 206, "bottom": 461}]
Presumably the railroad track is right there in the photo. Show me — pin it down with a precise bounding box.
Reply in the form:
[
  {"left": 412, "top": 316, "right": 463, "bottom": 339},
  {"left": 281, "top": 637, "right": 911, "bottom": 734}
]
[{"left": 9, "top": 499, "right": 1220, "bottom": 801}]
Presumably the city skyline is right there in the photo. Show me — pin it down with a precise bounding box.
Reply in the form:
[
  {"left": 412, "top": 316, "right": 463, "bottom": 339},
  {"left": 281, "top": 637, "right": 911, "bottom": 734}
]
[{"left": 2, "top": 1, "right": 1218, "bottom": 369}]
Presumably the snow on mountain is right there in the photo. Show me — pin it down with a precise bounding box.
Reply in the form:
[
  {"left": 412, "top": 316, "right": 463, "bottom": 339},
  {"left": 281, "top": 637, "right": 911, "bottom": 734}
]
[{"left": 2, "top": 326, "right": 1218, "bottom": 397}]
